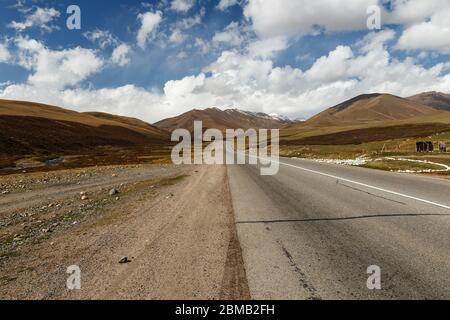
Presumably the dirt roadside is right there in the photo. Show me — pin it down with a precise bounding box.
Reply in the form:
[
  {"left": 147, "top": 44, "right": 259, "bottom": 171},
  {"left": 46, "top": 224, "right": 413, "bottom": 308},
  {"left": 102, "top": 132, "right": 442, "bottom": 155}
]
[{"left": 0, "top": 164, "right": 250, "bottom": 300}]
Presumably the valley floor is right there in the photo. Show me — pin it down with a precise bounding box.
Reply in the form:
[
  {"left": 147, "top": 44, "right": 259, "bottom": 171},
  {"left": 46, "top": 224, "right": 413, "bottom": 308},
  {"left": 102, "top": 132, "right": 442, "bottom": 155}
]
[{"left": 0, "top": 164, "right": 249, "bottom": 299}]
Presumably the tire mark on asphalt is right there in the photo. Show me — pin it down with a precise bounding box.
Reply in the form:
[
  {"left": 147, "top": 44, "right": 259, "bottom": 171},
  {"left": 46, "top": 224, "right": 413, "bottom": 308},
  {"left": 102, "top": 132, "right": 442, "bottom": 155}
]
[{"left": 276, "top": 239, "right": 321, "bottom": 300}]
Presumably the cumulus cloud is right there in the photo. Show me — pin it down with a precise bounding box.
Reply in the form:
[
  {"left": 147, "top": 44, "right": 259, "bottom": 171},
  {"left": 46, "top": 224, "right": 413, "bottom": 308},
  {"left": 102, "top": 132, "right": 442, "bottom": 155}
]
[
  {"left": 84, "top": 29, "right": 118, "bottom": 49},
  {"left": 9, "top": 7, "right": 60, "bottom": 32},
  {"left": 194, "top": 38, "right": 210, "bottom": 54},
  {"left": 217, "top": 0, "right": 239, "bottom": 11},
  {"left": 176, "top": 14, "right": 202, "bottom": 29},
  {"left": 304, "top": 46, "right": 354, "bottom": 83},
  {"left": 243, "top": 0, "right": 378, "bottom": 38},
  {"left": 170, "top": 0, "right": 195, "bottom": 12},
  {"left": 396, "top": 8, "right": 450, "bottom": 53},
  {"left": 2, "top": 0, "right": 450, "bottom": 126},
  {"left": 3, "top": 29, "right": 448, "bottom": 123},
  {"left": 358, "top": 29, "right": 396, "bottom": 53},
  {"left": 0, "top": 83, "right": 165, "bottom": 122},
  {"left": 243, "top": 0, "right": 450, "bottom": 55},
  {"left": 14, "top": 37, "right": 103, "bottom": 90},
  {"left": 247, "top": 36, "right": 288, "bottom": 58},
  {"left": 111, "top": 44, "right": 131, "bottom": 66},
  {"left": 137, "top": 11, "right": 163, "bottom": 49},
  {"left": 179, "top": 32, "right": 449, "bottom": 117},
  {"left": 213, "top": 22, "right": 245, "bottom": 47},
  {"left": 0, "top": 43, "right": 11, "bottom": 63},
  {"left": 386, "top": 0, "right": 449, "bottom": 25},
  {"left": 164, "top": 73, "right": 206, "bottom": 99},
  {"left": 169, "top": 29, "right": 186, "bottom": 44}
]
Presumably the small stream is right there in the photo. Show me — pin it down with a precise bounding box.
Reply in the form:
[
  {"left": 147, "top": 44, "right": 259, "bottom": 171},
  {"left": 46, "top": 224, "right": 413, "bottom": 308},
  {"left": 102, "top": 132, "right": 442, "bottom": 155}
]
[
  {"left": 44, "top": 157, "right": 65, "bottom": 166},
  {"left": 0, "top": 156, "right": 65, "bottom": 172}
]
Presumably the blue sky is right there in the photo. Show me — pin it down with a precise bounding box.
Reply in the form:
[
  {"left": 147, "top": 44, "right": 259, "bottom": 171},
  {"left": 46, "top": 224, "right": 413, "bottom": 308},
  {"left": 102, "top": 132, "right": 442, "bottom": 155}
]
[
  {"left": 0, "top": 0, "right": 246, "bottom": 89},
  {"left": 0, "top": 0, "right": 449, "bottom": 122}
]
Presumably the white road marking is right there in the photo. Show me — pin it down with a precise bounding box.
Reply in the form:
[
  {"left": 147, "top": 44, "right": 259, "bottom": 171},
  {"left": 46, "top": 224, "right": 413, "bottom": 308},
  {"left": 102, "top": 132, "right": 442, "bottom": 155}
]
[{"left": 248, "top": 154, "right": 450, "bottom": 211}]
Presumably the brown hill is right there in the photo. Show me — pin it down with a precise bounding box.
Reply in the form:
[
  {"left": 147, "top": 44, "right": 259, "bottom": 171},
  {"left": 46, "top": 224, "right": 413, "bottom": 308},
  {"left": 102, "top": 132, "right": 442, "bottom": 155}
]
[
  {"left": 0, "top": 99, "right": 169, "bottom": 157},
  {"left": 305, "top": 93, "right": 437, "bottom": 126},
  {"left": 154, "top": 107, "right": 290, "bottom": 133},
  {"left": 284, "top": 122, "right": 450, "bottom": 145},
  {"left": 85, "top": 111, "right": 167, "bottom": 136},
  {"left": 408, "top": 91, "right": 450, "bottom": 111}
]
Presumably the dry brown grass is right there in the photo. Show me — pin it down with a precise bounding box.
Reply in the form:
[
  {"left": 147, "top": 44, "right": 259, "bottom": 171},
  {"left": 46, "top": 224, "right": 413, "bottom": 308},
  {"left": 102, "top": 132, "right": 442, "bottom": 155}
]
[
  {"left": 306, "top": 94, "right": 437, "bottom": 126},
  {"left": 282, "top": 123, "right": 450, "bottom": 145},
  {"left": 0, "top": 99, "right": 168, "bottom": 138}
]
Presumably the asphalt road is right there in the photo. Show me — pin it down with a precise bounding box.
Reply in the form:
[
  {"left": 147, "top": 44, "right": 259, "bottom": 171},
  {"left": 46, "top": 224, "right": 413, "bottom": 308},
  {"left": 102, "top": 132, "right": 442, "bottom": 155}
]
[{"left": 227, "top": 158, "right": 450, "bottom": 299}]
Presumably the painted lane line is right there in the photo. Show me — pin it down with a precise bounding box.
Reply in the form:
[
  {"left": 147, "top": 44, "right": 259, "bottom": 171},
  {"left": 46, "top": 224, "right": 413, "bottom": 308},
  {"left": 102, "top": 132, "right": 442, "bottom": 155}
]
[{"left": 248, "top": 154, "right": 450, "bottom": 211}]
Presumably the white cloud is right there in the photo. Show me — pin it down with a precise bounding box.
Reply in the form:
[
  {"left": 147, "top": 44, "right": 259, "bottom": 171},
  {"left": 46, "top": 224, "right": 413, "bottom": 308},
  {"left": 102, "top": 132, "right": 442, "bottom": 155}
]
[
  {"left": 243, "top": 0, "right": 450, "bottom": 55},
  {"left": 9, "top": 7, "right": 60, "bottom": 32},
  {"left": 396, "top": 8, "right": 450, "bottom": 53},
  {"left": 1, "top": 29, "right": 449, "bottom": 123},
  {"left": 169, "top": 29, "right": 186, "bottom": 44},
  {"left": 194, "top": 38, "right": 210, "bottom": 54},
  {"left": 8, "top": 0, "right": 29, "bottom": 13},
  {"left": 176, "top": 51, "right": 188, "bottom": 59},
  {"left": 84, "top": 29, "right": 118, "bottom": 49},
  {"left": 217, "top": 0, "right": 238, "bottom": 11},
  {"left": 305, "top": 46, "right": 354, "bottom": 83},
  {"left": 171, "top": 0, "right": 194, "bottom": 12},
  {"left": 247, "top": 36, "right": 288, "bottom": 58},
  {"left": 14, "top": 37, "right": 103, "bottom": 90},
  {"left": 213, "top": 22, "right": 245, "bottom": 47},
  {"left": 386, "top": 0, "right": 449, "bottom": 25},
  {"left": 244, "top": 0, "right": 378, "bottom": 38},
  {"left": 176, "top": 14, "right": 202, "bottom": 29},
  {"left": 137, "top": 11, "right": 163, "bottom": 49},
  {"left": 163, "top": 30, "right": 450, "bottom": 118},
  {"left": 0, "top": 81, "right": 13, "bottom": 88},
  {"left": 358, "top": 29, "right": 396, "bottom": 53},
  {"left": 164, "top": 73, "right": 206, "bottom": 99},
  {"left": 111, "top": 44, "right": 131, "bottom": 66},
  {"left": 0, "top": 83, "right": 165, "bottom": 122},
  {"left": 0, "top": 43, "right": 11, "bottom": 63}
]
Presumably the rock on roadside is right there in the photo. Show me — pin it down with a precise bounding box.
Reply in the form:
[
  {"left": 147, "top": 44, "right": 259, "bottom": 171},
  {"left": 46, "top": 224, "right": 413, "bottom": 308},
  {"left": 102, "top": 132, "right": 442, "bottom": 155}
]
[
  {"left": 119, "top": 256, "right": 131, "bottom": 264},
  {"left": 109, "top": 188, "right": 119, "bottom": 196}
]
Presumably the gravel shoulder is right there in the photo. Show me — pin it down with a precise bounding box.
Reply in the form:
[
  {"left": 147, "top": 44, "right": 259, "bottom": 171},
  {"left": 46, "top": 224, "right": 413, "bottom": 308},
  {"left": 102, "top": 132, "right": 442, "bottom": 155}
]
[{"left": 0, "top": 164, "right": 249, "bottom": 300}]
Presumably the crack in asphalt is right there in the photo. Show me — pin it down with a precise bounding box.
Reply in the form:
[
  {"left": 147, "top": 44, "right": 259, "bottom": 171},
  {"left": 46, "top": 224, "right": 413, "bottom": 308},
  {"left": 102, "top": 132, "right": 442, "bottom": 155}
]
[
  {"left": 336, "top": 180, "right": 408, "bottom": 205},
  {"left": 235, "top": 212, "right": 450, "bottom": 224}
]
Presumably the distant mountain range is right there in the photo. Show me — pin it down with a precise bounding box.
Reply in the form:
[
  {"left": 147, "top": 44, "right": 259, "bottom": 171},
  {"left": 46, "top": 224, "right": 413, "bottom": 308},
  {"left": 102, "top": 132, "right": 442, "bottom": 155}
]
[
  {"left": 154, "top": 107, "right": 293, "bottom": 133},
  {"left": 1, "top": 90, "right": 450, "bottom": 161},
  {"left": 304, "top": 93, "right": 437, "bottom": 126},
  {"left": 0, "top": 99, "right": 169, "bottom": 158},
  {"left": 281, "top": 92, "right": 450, "bottom": 144},
  {"left": 407, "top": 91, "right": 450, "bottom": 111},
  {"left": 155, "top": 92, "right": 450, "bottom": 133}
]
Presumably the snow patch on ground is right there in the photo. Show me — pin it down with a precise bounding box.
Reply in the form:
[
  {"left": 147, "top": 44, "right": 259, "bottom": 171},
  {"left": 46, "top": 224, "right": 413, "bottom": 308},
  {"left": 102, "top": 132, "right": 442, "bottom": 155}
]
[
  {"left": 293, "top": 156, "right": 450, "bottom": 173},
  {"left": 381, "top": 157, "right": 450, "bottom": 173},
  {"left": 292, "top": 156, "right": 369, "bottom": 166}
]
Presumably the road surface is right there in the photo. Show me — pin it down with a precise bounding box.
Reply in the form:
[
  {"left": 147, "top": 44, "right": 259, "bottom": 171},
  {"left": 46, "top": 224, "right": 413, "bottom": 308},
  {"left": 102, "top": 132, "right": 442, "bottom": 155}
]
[{"left": 227, "top": 157, "right": 450, "bottom": 299}]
